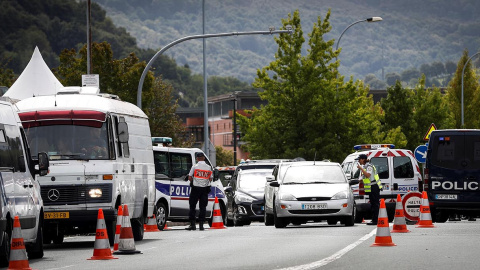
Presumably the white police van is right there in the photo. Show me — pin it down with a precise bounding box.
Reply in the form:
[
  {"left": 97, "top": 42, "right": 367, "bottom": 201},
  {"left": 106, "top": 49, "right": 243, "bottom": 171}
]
[
  {"left": 341, "top": 144, "right": 422, "bottom": 222},
  {"left": 0, "top": 99, "right": 49, "bottom": 266},
  {"left": 153, "top": 146, "right": 226, "bottom": 229}
]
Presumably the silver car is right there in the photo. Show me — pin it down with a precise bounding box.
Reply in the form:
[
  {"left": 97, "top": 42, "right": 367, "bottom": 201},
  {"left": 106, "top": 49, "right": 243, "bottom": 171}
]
[{"left": 264, "top": 161, "right": 356, "bottom": 228}]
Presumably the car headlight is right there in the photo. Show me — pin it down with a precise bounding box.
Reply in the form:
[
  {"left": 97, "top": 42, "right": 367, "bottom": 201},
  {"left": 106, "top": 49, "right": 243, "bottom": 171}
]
[
  {"left": 236, "top": 193, "right": 254, "bottom": 203},
  {"left": 279, "top": 193, "right": 297, "bottom": 201},
  {"left": 331, "top": 191, "right": 348, "bottom": 200},
  {"left": 89, "top": 188, "right": 103, "bottom": 198}
]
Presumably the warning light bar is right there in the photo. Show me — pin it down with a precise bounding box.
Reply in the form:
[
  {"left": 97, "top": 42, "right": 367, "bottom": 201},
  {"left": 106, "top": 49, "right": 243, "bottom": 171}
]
[
  {"left": 354, "top": 144, "right": 395, "bottom": 150},
  {"left": 439, "top": 137, "right": 450, "bottom": 142}
]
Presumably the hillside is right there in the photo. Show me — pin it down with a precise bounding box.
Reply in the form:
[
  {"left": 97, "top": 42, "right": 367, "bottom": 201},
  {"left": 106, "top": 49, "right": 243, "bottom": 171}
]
[{"left": 95, "top": 0, "right": 480, "bottom": 83}]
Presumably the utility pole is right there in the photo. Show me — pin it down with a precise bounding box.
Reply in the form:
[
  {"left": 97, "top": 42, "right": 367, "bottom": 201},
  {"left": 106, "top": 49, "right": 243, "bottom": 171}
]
[{"left": 86, "top": 0, "right": 92, "bottom": 74}]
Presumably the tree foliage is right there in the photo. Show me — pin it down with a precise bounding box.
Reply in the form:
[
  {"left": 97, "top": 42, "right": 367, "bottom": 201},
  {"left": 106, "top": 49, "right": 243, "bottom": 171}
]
[{"left": 215, "top": 146, "right": 234, "bottom": 167}]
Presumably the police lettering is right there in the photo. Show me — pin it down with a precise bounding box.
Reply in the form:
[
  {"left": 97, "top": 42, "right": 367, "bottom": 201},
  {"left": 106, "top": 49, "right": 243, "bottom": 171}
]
[
  {"left": 170, "top": 185, "right": 191, "bottom": 196},
  {"left": 431, "top": 181, "right": 479, "bottom": 191}
]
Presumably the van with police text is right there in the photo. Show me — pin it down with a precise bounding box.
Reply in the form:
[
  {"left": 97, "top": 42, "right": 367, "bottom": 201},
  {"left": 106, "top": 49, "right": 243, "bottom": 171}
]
[
  {"left": 341, "top": 144, "right": 422, "bottom": 222},
  {"left": 16, "top": 86, "right": 155, "bottom": 245},
  {"left": 424, "top": 129, "right": 480, "bottom": 222},
  {"left": 153, "top": 146, "right": 226, "bottom": 229}
]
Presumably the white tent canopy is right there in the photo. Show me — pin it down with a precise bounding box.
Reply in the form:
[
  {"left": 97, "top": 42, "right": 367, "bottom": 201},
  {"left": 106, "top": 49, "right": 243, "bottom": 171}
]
[{"left": 4, "top": 46, "right": 63, "bottom": 101}]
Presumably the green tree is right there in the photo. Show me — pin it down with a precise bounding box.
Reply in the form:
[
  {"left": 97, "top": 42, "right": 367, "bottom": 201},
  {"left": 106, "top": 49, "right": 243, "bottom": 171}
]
[
  {"left": 0, "top": 60, "right": 15, "bottom": 86},
  {"left": 445, "top": 49, "right": 480, "bottom": 128},
  {"left": 238, "top": 10, "right": 381, "bottom": 162},
  {"left": 215, "top": 146, "right": 234, "bottom": 167}
]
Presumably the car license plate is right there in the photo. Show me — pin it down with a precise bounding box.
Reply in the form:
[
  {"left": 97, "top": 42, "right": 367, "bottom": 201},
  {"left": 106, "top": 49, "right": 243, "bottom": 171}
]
[
  {"left": 44, "top": 212, "right": 69, "bottom": 219},
  {"left": 302, "top": 204, "right": 327, "bottom": 210},
  {"left": 435, "top": 194, "right": 457, "bottom": 200}
]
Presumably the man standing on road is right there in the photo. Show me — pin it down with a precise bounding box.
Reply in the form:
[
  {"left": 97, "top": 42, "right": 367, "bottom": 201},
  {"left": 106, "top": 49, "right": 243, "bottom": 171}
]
[
  {"left": 356, "top": 154, "right": 382, "bottom": 225},
  {"left": 186, "top": 152, "right": 213, "bottom": 231}
]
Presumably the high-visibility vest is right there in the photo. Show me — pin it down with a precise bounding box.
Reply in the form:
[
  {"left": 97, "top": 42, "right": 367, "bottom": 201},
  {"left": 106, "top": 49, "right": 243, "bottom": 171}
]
[{"left": 362, "top": 163, "right": 382, "bottom": 193}]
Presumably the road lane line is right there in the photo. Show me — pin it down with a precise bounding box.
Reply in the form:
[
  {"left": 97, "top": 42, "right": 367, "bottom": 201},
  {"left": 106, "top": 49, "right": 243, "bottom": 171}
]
[{"left": 276, "top": 228, "right": 377, "bottom": 270}]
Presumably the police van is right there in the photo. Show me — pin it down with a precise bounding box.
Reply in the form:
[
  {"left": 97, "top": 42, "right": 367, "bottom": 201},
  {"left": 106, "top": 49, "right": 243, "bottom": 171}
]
[
  {"left": 153, "top": 146, "right": 226, "bottom": 229},
  {"left": 16, "top": 86, "right": 155, "bottom": 245},
  {"left": 341, "top": 144, "right": 422, "bottom": 222},
  {"left": 0, "top": 99, "right": 49, "bottom": 266},
  {"left": 424, "top": 129, "right": 480, "bottom": 222}
]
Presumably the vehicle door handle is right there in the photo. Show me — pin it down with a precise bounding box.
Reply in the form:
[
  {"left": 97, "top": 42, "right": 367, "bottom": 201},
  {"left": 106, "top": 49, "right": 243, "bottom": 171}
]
[{"left": 23, "top": 184, "right": 33, "bottom": 188}]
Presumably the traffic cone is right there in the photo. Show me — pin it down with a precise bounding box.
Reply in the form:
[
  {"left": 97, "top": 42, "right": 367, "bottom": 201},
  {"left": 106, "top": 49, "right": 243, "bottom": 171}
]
[
  {"left": 113, "top": 205, "right": 123, "bottom": 252},
  {"left": 8, "top": 216, "right": 32, "bottom": 270},
  {"left": 371, "top": 199, "right": 396, "bottom": 247},
  {"left": 113, "top": 204, "right": 141, "bottom": 254},
  {"left": 391, "top": 194, "right": 410, "bottom": 233},
  {"left": 144, "top": 215, "right": 160, "bottom": 232},
  {"left": 88, "top": 209, "right": 118, "bottom": 260},
  {"left": 416, "top": 191, "right": 435, "bottom": 228},
  {"left": 209, "top": 197, "right": 226, "bottom": 229}
]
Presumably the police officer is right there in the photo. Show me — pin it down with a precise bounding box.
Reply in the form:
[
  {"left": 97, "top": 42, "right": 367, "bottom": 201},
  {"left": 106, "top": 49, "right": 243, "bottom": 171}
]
[
  {"left": 186, "top": 152, "right": 213, "bottom": 231},
  {"left": 356, "top": 154, "right": 382, "bottom": 225}
]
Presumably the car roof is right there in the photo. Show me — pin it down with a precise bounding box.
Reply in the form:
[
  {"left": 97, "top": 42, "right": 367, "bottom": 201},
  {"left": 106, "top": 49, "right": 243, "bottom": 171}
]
[{"left": 288, "top": 161, "right": 341, "bottom": 167}]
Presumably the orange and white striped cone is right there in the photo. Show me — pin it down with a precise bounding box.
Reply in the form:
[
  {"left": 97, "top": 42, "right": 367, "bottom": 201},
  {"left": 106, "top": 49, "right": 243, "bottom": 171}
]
[
  {"left": 371, "top": 199, "right": 396, "bottom": 247},
  {"left": 8, "top": 216, "right": 33, "bottom": 270},
  {"left": 391, "top": 194, "right": 410, "bottom": 233},
  {"left": 113, "top": 205, "right": 123, "bottom": 252},
  {"left": 416, "top": 191, "right": 435, "bottom": 228},
  {"left": 144, "top": 215, "right": 160, "bottom": 232},
  {"left": 88, "top": 209, "right": 118, "bottom": 260},
  {"left": 114, "top": 205, "right": 141, "bottom": 254},
  {"left": 209, "top": 197, "right": 226, "bottom": 229}
]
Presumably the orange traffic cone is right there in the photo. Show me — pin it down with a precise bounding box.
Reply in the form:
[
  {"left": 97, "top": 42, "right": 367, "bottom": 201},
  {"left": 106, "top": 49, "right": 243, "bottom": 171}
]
[
  {"left": 114, "top": 205, "right": 141, "bottom": 254},
  {"left": 371, "top": 199, "right": 396, "bottom": 247},
  {"left": 416, "top": 191, "right": 435, "bottom": 228},
  {"left": 113, "top": 205, "right": 123, "bottom": 252},
  {"left": 391, "top": 194, "right": 410, "bottom": 233},
  {"left": 163, "top": 222, "right": 171, "bottom": 230},
  {"left": 209, "top": 197, "right": 226, "bottom": 229},
  {"left": 88, "top": 209, "right": 118, "bottom": 260},
  {"left": 8, "top": 216, "right": 32, "bottom": 270},
  {"left": 144, "top": 215, "right": 160, "bottom": 232}
]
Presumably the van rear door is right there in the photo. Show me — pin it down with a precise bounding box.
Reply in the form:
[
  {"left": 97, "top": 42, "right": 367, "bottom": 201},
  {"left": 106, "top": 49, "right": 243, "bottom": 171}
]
[{"left": 428, "top": 131, "right": 480, "bottom": 203}]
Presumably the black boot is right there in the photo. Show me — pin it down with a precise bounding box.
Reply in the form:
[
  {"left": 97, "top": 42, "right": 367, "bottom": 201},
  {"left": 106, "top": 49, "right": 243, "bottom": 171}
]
[
  {"left": 185, "top": 220, "right": 196, "bottom": 231},
  {"left": 199, "top": 222, "right": 204, "bottom": 231}
]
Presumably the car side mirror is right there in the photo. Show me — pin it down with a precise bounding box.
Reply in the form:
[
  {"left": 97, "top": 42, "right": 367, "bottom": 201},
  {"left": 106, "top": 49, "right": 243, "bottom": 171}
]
[
  {"left": 349, "top": 179, "right": 359, "bottom": 186},
  {"left": 266, "top": 175, "right": 275, "bottom": 182},
  {"left": 269, "top": 181, "right": 280, "bottom": 187},
  {"left": 224, "top": 186, "right": 233, "bottom": 193},
  {"left": 36, "top": 152, "right": 49, "bottom": 176}
]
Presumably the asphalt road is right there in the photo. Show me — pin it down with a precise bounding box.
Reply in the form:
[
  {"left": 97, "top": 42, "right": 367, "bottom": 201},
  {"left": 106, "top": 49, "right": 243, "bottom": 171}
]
[{"left": 23, "top": 219, "right": 480, "bottom": 270}]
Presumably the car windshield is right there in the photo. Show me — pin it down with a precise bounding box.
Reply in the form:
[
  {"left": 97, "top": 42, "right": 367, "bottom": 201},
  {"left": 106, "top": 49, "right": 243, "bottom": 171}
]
[
  {"left": 283, "top": 165, "right": 346, "bottom": 184},
  {"left": 25, "top": 123, "right": 110, "bottom": 160},
  {"left": 238, "top": 170, "right": 272, "bottom": 190}
]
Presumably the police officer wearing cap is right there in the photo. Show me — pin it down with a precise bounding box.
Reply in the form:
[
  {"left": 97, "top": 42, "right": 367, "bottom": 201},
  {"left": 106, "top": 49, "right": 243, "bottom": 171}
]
[
  {"left": 186, "top": 152, "right": 213, "bottom": 231},
  {"left": 356, "top": 154, "right": 382, "bottom": 225}
]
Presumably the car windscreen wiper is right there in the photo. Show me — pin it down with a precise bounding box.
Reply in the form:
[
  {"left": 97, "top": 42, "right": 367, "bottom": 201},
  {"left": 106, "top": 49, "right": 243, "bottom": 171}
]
[
  {"left": 282, "top": 182, "right": 305, "bottom": 185},
  {"left": 308, "top": 181, "right": 332, "bottom": 184}
]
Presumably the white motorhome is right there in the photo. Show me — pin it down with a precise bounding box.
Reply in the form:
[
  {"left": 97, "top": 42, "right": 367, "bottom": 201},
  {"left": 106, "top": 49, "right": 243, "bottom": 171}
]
[
  {"left": 152, "top": 146, "right": 227, "bottom": 229},
  {"left": 15, "top": 87, "right": 155, "bottom": 244},
  {"left": 0, "top": 99, "right": 49, "bottom": 266}
]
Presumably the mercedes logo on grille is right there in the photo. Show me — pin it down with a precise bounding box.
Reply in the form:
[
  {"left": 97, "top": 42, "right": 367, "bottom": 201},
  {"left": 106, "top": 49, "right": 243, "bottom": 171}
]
[{"left": 48, "top": 189, "right": 60, "bottom": 201}]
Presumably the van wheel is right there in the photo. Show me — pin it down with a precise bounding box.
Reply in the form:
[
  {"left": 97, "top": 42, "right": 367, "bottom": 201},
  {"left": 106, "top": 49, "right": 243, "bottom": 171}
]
[
  {"left": 27, "top": 220, "right": 44, "bottom": 259},
  {"left": 0, "top": 219, "right": 12, "bottom": 267},
  {"left": 155, "top": 202, "right": 167, "bottom": 231},
  {"left": 132, "top": 216, "right": 144, "bottom": 241}
]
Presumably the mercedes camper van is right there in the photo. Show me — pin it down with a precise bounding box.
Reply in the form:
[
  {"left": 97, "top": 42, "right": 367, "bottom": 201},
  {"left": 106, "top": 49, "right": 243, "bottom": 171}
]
[{"left": 16, "top": 87, "right": 155, "bottom": 244}]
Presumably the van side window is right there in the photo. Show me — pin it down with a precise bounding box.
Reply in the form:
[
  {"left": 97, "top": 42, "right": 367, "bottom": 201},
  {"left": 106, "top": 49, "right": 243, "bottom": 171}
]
[
  {"left": 154, "top": 151, "right": 169, "bottom": 178},
  {"left": 370, "top": 157, "right": 389, "bottom": 179},
  {"left": 107, "top": 116, "right": 116, "bottom": 159},
  {"left": 113, "top": 116, "right": 122, "bottom": 157},
  {"left": 0, "top": 125, "right": 26, "bottom": 172},
  {"left": 170, "top": 153, "right": 192, "bottom": 180},
  {"left": 393, "top": 157, "right": 414, "bottom": 178},
  {"left": 113, "top": 116, "right": 130, "bottom": 158}
]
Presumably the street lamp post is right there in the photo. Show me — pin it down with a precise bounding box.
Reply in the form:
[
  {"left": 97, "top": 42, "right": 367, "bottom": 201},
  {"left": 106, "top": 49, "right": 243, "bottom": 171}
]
[
  {"left": 232, "top": 94, "right": 237, "bottom": 165},
  {"left": 136, "top": 27, "right": 292, "bottom": 158},
  {"left": 335, "top": 17, "right": 383, "bottom": 57},
  {"left": 461, "top": 51, "right": 480, "bottom": 128}
]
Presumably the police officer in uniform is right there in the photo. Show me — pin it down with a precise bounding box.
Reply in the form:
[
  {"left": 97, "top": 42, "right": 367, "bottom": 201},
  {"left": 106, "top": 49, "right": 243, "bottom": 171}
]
[
  {"left": 186, "top": 152, "right": 213, "bottom": 231},
  {"left": 356, "top": 154, "right": 382, "bottom": 225}
]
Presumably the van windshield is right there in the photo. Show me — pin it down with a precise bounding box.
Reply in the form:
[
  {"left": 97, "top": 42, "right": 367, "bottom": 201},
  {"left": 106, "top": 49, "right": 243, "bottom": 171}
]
[
  {"left": 431, "top": 133, "right": 480, "bottom": 170},
  {"left": 25, "top": 123, "right": 111, "bottom": 160}
]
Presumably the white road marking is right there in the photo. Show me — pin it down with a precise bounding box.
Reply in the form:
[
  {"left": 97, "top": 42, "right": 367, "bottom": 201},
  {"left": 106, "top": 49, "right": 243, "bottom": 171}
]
[{"left": 276, "top": 228, "right": 377, "bottom": 270}]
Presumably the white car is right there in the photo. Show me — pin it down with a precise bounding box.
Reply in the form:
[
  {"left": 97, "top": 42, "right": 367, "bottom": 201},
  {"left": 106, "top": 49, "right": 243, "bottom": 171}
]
[{"left": 264, "top": 161, "right": 356, "bottom": 228}]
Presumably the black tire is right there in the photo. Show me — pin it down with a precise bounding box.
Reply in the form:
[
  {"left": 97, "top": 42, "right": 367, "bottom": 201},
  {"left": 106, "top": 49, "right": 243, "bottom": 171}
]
[
  {"left": 0, "top": 219, "right": 12, "bottom": 267},
  {"left": 243, "top": 220, "right": 251, "bottom": 226},
  {"left": 264, "top": 210, "right": 274, "bottom": 226},
  {"left": 226, "top": 217, "right": 234, "bottom": 227},
  {"left": 344, "top": 204, "right": 356, "bottom": 227},
  {"left": 273, "top": 203, "right": 287, "bottom": 228},
  {"left": 27, "top": 219, "right": 44, "bottom": 259},
  {"left": 155, "top": 202, "right": 167, "bottom": 231},
  {"left": 52, "top": 232, "right": 64, "bottom": 245},
  {"left": 132, "top": 215, "right": 145, "bottom": 241},
  {"left": 354, "top": 210, "right": 364, "bottom": 223},
  {"left": 433, "top": 209, "right": 448, "bottom": 223}
]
